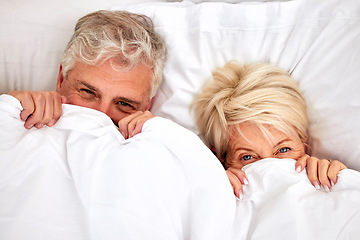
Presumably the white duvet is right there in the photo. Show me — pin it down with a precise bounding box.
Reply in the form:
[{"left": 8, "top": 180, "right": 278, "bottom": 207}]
[
  {"left": 0, "top": 94, "right": 236, "bottom": 240},
  {"left": 234, "top": 159, "right": 360, "bottom": 240},
  {"left": 1, "top": 94, "right": 360, "bottom": 240}
]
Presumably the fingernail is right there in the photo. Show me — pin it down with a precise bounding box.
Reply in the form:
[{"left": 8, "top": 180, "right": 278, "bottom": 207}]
[
  {"left": 47, "top": 119, "right": 56, "bottom": 127},
  {"left": 330, "top": 180, "right": 335, "bottom": 187},
  {"left": 36, "top": 123, "right": 44, "bottom": 128},
  {"left": 130, "top": 130, "right": 137, "bottom": 138},
  {"left": 238, "top": 190, "right": 244, "bottom": 201},
  {"left": 296, "top": 166, "right": 302, "bottom": 173},
  {"left": 324, "top": 185, "right": 330, "bottom": 193},
  {"left": 243, "top": 178, "right": 249, "bottom": 185},
  {"left": 314, "top": 181, "right": 321, "bottom": 190}
]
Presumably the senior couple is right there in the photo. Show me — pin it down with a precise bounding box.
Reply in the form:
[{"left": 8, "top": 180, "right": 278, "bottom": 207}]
[{"left": 4, "top": 9, "right": 348, "bottom": 239}]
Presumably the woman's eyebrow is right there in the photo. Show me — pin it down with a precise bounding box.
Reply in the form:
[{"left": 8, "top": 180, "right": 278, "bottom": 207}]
[
  {"left": 274, "top": 139, "right": 292, "bottom": 147},
  {"left": 234, "top": 147, "right": 255, "bottom": 152}
]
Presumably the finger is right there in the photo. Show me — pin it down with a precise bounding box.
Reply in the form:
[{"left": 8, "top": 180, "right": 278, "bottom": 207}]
[
  {"left": 24, "top": 93, "right": 47, "bottom": 129},
  {"left": 226, "top": 170, "right": 244, "bottom": 200},
  {"left": 318, "top": 159, "right": 331, "bottom": 192},
  {"left": 227, "top": 167, "right": 249, "bottom": 185},
  {"left": 47, "top": 92, "right": 63, "bottom": 127},
  {"left": 8, "top": 91, "right": 35, "bottom": 121},
  {"left": 306, "top": 156, "right": 321, "bottom": 190},
  {"left": 16, "top": 93, "right": 35, "bottom": 122},
  {"left": 327, "top": 160, "right": 347, "bottom": 186},
  {"left": 35, "top": 92, "right": 55, "bottom": 128},
  {"left": 295, "top": 154, "right": 309, "bottom": 173},
  {"left": 128, "top": 111, "right": 154, "bottom": 138},
  {"left": 118, "top": 111, "right": 143, "bottom": 139}
]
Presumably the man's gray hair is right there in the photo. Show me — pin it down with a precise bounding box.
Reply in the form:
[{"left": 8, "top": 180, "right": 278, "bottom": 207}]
[{"left": 61, "top": 10, "right": 166, "bottom": 98}]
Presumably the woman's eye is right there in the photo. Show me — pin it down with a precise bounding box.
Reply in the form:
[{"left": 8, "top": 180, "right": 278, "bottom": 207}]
[
  {"left": 279, "top": 147, "right": 291, "bottom": 153},
  {"left": 242, "top": 155, "right": 252, "bottom": 161}
]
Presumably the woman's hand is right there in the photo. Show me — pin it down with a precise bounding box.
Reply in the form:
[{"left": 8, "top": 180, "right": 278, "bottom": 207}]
[
  {"left": 295, "top": 154, "right": 347, "bottom": 192},
  {"left": 117, "top": 110, "right": 155, "bottom": 139},
  {"left": 8, "top": 90, "right": 64, "bottom": 129},
  {"left": 225, "top": 167, "right": 249, "bottom": 200}
]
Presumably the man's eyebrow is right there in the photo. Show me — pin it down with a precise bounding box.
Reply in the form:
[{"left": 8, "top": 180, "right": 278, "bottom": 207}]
[
  {"left": 77, "top": 80, "right": 97, "bottom": 91},
  {"left": 115, "top": 96, "right": 140, "bottom": 106},
  {"left": 76, "top": 80, "right": 142, "bottom": 107}
]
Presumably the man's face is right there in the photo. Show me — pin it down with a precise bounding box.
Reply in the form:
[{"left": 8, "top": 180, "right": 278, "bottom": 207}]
[{"left": 56, "top": 60, "right": 153, "bottom": 125}]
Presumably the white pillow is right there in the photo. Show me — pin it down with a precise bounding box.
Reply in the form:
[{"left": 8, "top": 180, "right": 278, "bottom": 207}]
[
  {"left": 188, "top": 0, "right": 291, "bottom": 2},
  {"left": 0, "top": 0, "right": 172, "bottom": 93},
  {"left": 114, "top": 0, "right": 360, "bottom": 171},
  {"left": 1, "top": 0, "right": 360, "bottom": 171}
]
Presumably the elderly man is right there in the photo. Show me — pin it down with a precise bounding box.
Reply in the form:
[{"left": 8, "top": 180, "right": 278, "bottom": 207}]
[
  {"left": 1, "top": 10, "right": 236, "bottom": 240},
  {"left": 9, "top": 10, "right": 166, "bottom": 139}
]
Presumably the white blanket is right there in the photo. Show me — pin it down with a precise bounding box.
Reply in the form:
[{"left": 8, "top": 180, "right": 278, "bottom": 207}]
[
  {"left": 0, "top": 94, "right": 236, "bottom": 240},
  {"left": 1, "top": 94, "right": 360, "bottom": 240},
  {"left": 234, "top": 158, "right": 360, "bottom": 240}
]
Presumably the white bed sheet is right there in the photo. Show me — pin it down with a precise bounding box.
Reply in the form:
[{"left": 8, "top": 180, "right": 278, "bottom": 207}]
[
  {"left": 233, "top": 158, "right": 360, "bottom": 240},
  {"left": 1, "top": 0, "right": 359, "bottom": 170},
  {"left": 0, "top": 94, "right": 236, "bottom": 240},
  {"left": 1, "top": 94, "right": 360, "bottom": 239},
  {"left": 1, "top": 0, "right": 360, "bottom": 238}
]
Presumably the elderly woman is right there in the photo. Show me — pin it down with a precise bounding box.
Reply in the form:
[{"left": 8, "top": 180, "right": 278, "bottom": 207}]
[{"left": 192, "top": 61, "right": 347, "bottom": 199}]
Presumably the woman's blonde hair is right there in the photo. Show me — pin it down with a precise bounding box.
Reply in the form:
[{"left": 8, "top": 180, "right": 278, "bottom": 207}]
[
  {"left": 192, "top": 61, "right": 308, "bottom": 164},
  {"left": 61, "top": 10, "right": 166, "bottom": 99}
]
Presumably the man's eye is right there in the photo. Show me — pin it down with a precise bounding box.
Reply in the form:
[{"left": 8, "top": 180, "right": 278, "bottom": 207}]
[
  {"left": 81, "top": 89, "right": 95, "bottom": 95},
  {"left": 242, "top": 155, "right": 252, "bottom": 161},
  {"left": 279, "top": 147, "right": 291, "bottom": 153},
  {"left": 117, "top": 101, "right": 133, "bottom": 108},
  {"left": 116, "top": 101, "right": 135, "bottom": 112}
]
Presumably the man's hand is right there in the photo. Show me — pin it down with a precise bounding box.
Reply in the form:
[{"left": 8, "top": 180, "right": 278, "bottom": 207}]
[
  {"left": 117, "top": 110, "right": 155, "bottom": 139},
  {"left": 8, "top": 90, "right": 64, "bottom": 129},
  {"left": 295, "top": 155, "right": 347, "bottom": 192}
]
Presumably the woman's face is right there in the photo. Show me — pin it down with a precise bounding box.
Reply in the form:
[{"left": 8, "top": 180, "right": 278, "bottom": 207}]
[{"left": 225, "top": 122, "right": 306, "bottom": 169}]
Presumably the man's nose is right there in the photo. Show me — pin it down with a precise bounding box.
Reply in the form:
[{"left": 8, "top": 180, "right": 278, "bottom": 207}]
[
  {"left": 93, "top": 103, "right": 118, "bottom": 125},
  {"left": 94, "top": 103, "right": 111, "bottom": 116}
]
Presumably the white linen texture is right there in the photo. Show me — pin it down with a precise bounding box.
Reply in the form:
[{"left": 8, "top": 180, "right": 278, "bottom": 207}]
[
  {"left": 1, "top": 95, "right": 360, "bottom": 239},
  {"left": 0, "top": 94, "right": 236, "bottom": 240},
  {"left": 1, "top": 0, "right": 360, "bottom": 170}
]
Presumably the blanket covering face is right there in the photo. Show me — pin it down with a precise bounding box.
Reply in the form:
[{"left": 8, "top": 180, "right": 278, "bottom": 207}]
[
  {"left": 0, "top": 94, "right": 236, "bottom": 240},
  {"left": 234, "top": 158, "right": 360, "bottom": 240},
  {"left": 1, "top": 94, "right": 360, "bottom": 240}
]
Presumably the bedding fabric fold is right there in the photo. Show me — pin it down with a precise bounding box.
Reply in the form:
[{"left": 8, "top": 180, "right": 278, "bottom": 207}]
[
  {"left": 0, "top": 94, "right": 236, "bottom": 240},
  {"left": 233, "top": 158, "right": 360, "bottom": 240},
  {"left": 1, "top": 94, "right": 360, "bottom": 239}
]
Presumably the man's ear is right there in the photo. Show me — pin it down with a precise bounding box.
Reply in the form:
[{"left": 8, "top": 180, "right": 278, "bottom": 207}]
[
  {"left": 145, "top": 96, "right": 155, "bottom": 111},
  {"left": 56, "top": 65, "right": 64, "bottom": 91}
]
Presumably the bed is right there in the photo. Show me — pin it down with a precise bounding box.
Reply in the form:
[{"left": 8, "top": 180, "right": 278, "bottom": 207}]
[{"left": 1, "top": 0, "right": 360, "bottom": 239}]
